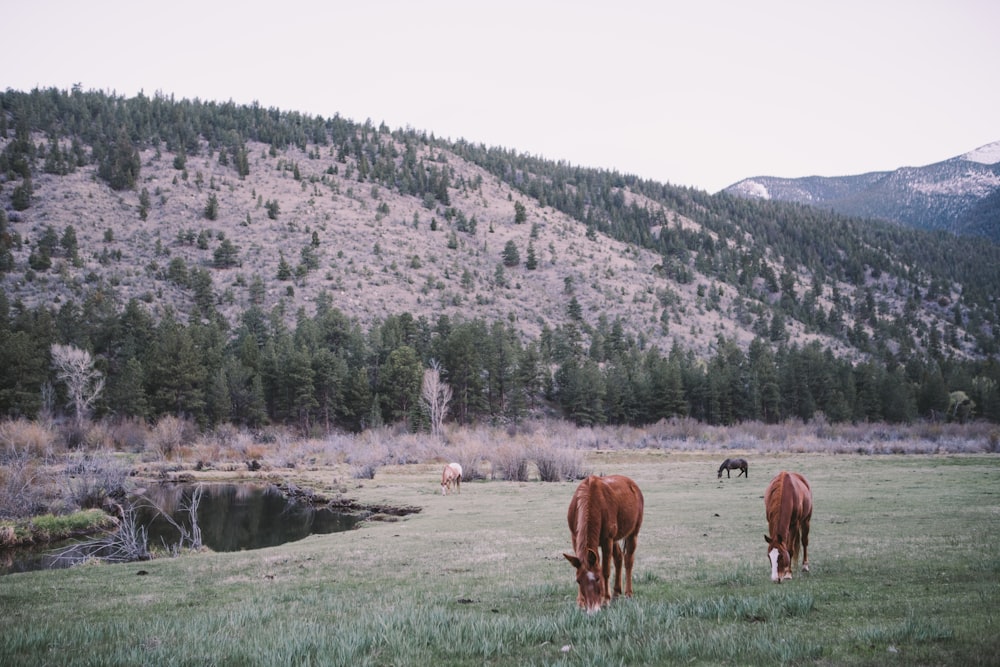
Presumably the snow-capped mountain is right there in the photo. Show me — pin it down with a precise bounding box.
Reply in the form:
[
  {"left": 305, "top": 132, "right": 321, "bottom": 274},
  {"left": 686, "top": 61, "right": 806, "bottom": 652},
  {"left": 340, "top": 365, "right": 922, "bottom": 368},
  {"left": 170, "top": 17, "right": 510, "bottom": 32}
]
[{"left": 723, "top": 141, "right": 1000, "bottom": 242}]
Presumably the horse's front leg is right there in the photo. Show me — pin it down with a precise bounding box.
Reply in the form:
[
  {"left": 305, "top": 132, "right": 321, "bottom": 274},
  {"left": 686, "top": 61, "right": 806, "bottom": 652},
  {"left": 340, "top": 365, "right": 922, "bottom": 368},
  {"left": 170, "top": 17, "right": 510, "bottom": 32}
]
[{"left": 608, "top": 541, "right": 624, "bottom": 598}]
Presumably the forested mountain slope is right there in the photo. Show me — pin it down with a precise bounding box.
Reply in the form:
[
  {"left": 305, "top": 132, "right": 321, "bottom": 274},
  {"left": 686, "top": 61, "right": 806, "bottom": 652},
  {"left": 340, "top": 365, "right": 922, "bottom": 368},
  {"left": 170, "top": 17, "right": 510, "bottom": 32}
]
[
  {"left": 2, "top": 88, "right": 998, "bottom": 428},
  {"left": 724, "top": 141, "right": 1000, "bottom": 242}
]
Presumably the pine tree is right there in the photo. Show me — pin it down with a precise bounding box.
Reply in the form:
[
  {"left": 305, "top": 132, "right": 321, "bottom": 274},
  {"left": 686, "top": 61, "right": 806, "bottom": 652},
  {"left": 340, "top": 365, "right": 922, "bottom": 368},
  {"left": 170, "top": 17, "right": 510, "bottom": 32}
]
[
  {"left": 502, "top": 240, "right": 520, "bottom": 267},
  {"left": 525, "top": 240, "right": 538, "bottom": 270}
]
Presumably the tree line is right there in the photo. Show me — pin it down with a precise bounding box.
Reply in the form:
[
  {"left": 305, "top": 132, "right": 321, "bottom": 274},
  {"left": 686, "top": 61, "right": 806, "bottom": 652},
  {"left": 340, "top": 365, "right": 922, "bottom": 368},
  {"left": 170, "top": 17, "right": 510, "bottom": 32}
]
[{"left": 1, "top": 291, "right": 997, "bottom": 432}]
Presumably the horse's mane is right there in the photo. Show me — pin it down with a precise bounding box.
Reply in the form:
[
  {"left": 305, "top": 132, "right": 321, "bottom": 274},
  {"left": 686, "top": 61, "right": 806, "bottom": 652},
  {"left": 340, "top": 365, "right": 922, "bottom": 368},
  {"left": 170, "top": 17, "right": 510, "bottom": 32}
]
[
  {"left": 767, "top": 472, "right": 794, "bottom": 541},
  {"left": 572, "top": 479, "right": 598, "bottom": 559}
]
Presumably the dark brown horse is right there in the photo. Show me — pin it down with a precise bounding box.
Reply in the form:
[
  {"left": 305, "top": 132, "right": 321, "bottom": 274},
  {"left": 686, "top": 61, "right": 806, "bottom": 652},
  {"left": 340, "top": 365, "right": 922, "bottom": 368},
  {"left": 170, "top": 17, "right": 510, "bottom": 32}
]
[
  {"left": 717, "top": 457, "right": 748, "bottom": 478},
  {"left": 763, "top": 471, "right": 812, "bottom": 582},
  {"left": 563, "top": 475, "right": 644, "bottom": 613}
]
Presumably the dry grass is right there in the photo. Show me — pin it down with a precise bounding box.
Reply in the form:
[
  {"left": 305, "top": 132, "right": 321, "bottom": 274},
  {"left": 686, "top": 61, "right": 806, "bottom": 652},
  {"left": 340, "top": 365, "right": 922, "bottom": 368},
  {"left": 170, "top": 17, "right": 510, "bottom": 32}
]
[
  {"left": 0, "top": 419, "right": 58, "bottom": 459},
  {"left": 1, "top": 416, "right": 994, "bottom": 521}
]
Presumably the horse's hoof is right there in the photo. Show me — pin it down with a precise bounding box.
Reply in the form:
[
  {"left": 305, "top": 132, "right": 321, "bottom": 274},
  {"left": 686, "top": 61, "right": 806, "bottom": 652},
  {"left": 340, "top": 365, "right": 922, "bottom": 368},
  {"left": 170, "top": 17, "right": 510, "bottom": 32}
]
[{"left": 802, "top": 563, "right": 810, "bottom": 572}]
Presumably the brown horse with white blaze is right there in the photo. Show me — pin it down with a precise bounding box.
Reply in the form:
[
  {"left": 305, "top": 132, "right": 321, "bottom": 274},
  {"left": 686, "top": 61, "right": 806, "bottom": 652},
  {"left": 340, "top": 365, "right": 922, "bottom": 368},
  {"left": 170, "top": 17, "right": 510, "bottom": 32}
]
[
  {"left": 563, "top": 475, "right": 644, "bottom": 613},
  {"left": 764, "top": 471, "right": 812, "bottom": 582}
]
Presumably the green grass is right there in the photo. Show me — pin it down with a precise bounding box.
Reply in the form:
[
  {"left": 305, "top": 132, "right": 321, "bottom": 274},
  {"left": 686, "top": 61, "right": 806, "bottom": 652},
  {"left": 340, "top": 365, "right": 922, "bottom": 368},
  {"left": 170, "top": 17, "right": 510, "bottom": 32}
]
[
  {"left": 2, "top": 507, "right": 116, "bottom": 545},
  {"left": 2, "top": 451, "right": 998, "bottom": 665}
]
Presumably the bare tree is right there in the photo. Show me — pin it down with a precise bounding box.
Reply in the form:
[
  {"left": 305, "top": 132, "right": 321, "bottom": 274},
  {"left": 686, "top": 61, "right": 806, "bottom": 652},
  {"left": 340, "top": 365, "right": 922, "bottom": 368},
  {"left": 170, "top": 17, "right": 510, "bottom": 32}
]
[
  {"left": 421, "top": 360, "right": 452, "bottom": 438},
  {"left": 50, "top": 344, "right": 104, "bottom": 428}
]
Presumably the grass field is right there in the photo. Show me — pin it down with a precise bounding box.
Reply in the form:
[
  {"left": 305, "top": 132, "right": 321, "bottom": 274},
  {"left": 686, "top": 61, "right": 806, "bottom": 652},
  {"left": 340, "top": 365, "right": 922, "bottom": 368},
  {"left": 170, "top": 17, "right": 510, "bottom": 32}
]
[{"left": 2, "top": 450, "right": 998, "bottom": 665}]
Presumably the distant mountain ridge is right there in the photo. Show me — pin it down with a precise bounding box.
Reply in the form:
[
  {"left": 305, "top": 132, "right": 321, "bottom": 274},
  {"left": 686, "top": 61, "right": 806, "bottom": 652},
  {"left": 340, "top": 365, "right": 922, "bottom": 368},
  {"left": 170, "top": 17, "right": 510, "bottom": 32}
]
[{"left": 723, "top": 141, "right": 1000, "bottom": 242}]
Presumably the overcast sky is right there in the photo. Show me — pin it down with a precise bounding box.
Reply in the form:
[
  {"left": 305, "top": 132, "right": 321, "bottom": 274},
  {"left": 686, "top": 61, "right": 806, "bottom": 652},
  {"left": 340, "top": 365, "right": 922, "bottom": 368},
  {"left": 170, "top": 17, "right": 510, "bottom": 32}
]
[{"left": 5, "top": 0, "right": 999, "bottom": 192}]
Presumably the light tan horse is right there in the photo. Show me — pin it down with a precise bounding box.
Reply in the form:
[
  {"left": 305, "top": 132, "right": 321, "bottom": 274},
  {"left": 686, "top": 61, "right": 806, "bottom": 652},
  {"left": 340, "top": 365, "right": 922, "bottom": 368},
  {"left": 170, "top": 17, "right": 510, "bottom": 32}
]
[
  {"left": 563, "top": 475, "right": 644, "bottom": 613},
  {"left": 440, "top": 462, "right": 462, "bottom": 495},
  {"left": 764, "top": 471, "right": 813, "bottom": 582}
]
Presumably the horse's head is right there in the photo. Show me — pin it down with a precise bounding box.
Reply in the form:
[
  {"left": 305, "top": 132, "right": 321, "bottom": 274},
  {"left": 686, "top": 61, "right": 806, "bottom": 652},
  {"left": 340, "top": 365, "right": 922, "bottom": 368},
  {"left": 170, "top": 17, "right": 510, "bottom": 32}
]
[
  {"left": 764, "top": 534, "right": 792, "bottom": 582},
  {"left": 564, "top": 549, "right": 605, "bottom": 613}
]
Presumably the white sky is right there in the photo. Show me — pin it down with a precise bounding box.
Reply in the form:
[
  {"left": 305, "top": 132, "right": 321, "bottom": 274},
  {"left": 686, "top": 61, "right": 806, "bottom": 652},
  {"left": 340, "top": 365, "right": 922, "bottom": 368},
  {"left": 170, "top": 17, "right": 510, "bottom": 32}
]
[{"left": 5, "top": 0, "right": 999, "bottom": 193}]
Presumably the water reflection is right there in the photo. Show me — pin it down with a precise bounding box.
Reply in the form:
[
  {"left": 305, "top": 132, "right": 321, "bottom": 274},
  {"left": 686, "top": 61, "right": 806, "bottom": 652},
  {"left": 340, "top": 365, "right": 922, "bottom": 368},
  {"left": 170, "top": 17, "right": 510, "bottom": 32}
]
[
  {"left": 1, "top": 483, "right": 362, "bottom": 575},
  {"left": 137, "top": 483, "right": 362, "bottom": 552}
]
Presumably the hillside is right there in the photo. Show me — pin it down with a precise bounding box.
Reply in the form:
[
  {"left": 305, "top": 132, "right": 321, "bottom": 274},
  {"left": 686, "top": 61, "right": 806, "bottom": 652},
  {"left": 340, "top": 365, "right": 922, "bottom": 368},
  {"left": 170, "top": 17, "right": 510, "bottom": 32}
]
[
  {"left": 723, "top": 141, "right": 1000, "bottom": 242},
  {"left": 2, "top": 88, "right": 999, "bottom": 428}
]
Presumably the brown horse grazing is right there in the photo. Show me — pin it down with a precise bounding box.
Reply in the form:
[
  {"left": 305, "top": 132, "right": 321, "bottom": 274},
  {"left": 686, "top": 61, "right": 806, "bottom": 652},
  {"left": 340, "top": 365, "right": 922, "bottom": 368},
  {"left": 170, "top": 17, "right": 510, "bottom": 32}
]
[
  {"left": 563, "top": 475, "right": 644, "bottom": 613},
  {"left": 440, "top": 462, "right": 462, "bottom": 495},
  {"left": 763, "top": 471, "right": 812, "bottom": 583},
  {"left": 717, "top": 457, "right": 748, "bottom": 479}
]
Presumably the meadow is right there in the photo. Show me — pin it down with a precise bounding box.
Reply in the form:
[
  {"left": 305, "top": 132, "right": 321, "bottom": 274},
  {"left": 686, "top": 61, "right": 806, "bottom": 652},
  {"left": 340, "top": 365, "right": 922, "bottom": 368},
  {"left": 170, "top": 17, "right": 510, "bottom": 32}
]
[{"left": 2, "top": 444, "right": 998, "bottom": 666}]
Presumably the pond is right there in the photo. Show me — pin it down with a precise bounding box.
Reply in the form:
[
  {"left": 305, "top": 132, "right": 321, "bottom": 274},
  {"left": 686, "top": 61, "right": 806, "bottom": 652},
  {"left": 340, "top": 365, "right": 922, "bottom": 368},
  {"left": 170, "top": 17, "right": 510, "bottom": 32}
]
[{"left": 1, "top": 483, "right": 365, "bottom": 576}]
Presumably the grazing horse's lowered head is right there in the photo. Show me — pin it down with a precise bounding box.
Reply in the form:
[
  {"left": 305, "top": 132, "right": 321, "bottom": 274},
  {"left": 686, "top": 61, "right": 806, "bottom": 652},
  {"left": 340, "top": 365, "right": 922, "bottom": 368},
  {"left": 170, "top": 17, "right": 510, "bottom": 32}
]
[
  {"left": 563, "top": 474, "right": 644, "bottom": 613},
  {"left": 764, "top": 471, "right": 813, "bottom": 582},
  {"left": 717, "top": 458, "right": 748, "bottom": 479},
  {"left": 440, "top": 462, "right": 462, "bottom": 495}
]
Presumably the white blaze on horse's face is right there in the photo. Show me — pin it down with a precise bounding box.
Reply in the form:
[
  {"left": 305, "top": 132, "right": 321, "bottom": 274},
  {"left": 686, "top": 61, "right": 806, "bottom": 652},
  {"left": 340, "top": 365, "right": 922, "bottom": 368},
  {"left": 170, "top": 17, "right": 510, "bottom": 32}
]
[
  {"left": 565, "top": 552, "right": 606, "bottom": 613},
  {"left": 579, "top": 570, "right": 604, "bottom": 614},
  {"left": 768, "top": 547, "right": 780, "bottom": 582}
]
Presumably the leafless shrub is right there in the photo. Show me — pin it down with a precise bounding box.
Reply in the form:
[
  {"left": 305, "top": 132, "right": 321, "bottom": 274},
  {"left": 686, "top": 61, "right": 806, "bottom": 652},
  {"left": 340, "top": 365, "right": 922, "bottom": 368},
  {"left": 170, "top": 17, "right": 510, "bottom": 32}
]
[
  {"left": 148, "top": 415, "right": 196, "bottom": 460},
  {"left": 152, "top": 484, "right": 203, "bottom": 552},
  {"left": 439, "top": 426, "right": 492, "bottom": 481},
  {"left": 344, "top": 428, "right": 392, "bottom": 479},
  {"left": 63, "top": 453, "right": 131, "bottom": 510},
  {"left": 53, "top": 502, "right": 150, "bottom": 565},
  {"left": 0, "top": 450, "right": 48, "bottom": 519},
  {"left": 532, "top": 445, "right": 587, "bottom": 482},
  {"left": 492, "top": 442, "right": 530, "bottom": 481},
  {"left": 108, "top": 418, "right": 149, "bottom": 452}
]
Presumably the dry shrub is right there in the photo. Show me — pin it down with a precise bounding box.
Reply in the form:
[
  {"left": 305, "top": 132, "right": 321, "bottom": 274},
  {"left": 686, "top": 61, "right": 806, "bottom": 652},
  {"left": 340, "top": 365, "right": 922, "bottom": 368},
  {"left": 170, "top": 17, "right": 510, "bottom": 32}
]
[
  {"left": 344, "top": 428, "right": 392, "bottom": 479},
  {"left": 83, "top": 421, "right": 114, "bottom": 449},
  {"left": 492, "top": 442, "right": 530, "bottom": 481},
  {"left": 532, "top": 444, "right": 587, "bottom": 482},
  {"left": 0, "top": 419, "right": 57, "bottom": 460},
  {"left": 63, "top": 453, "right": 131, "bottom": 510},
  {"left": 0, "top": 451, "right": 48, "bottom": 519},
  {"left": 440, "top": 426, "right": 490, "bottom": 481},
  {"left": 108, "top": 418, "right": 149, "bottom": 452},
  {"left": 148, "top": 416, "right": 196, "bottom": 460}
]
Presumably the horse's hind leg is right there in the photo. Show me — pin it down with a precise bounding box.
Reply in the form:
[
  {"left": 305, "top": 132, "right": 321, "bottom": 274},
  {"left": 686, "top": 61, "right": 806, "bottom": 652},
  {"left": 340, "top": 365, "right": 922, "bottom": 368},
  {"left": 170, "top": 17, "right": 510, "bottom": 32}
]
[
  {"left": 800, "top": 517, "right": 810, "bottom": 572},
  {"left": 622, "top": 535, "right": 638, "bottom": 597}
]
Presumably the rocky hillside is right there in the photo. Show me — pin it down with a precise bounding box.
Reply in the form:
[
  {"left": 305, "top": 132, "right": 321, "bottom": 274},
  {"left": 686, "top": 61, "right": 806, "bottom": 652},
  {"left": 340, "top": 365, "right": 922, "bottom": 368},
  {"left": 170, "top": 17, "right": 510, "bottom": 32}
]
[{"left": 2, "top": 89, "right": 999, "bottom": 365}]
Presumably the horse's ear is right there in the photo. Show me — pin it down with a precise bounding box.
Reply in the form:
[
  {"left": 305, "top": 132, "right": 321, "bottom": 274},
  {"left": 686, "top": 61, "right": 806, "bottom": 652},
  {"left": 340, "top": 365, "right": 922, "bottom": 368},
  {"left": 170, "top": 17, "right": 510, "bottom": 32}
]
[
  {"left": 764, "top": 535, "right": 771, "bottom": 545},
  {"left": 564, "top": 553, "right": 581, "bottom": 568},
  {"left": 586, "top": 549, "right": 599, "bottom": 568}
]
